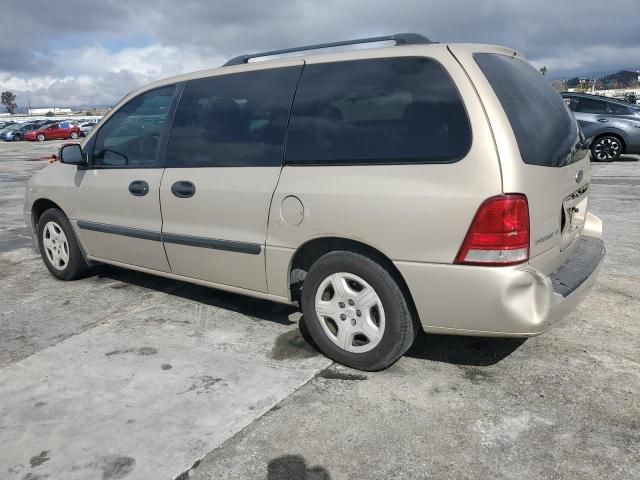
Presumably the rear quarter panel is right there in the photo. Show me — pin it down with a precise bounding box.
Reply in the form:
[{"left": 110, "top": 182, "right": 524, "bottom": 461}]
[
  {"left": 266, "top": 45, "right": 502, "bottom": 297},
  {"left": 449, "top": 44, "right": 591, "bottom": 275}
]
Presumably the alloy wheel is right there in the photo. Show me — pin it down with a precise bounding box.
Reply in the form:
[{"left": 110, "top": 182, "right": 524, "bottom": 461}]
[{"left": 593, "top": 137, "right": 620, "bottom": 161}]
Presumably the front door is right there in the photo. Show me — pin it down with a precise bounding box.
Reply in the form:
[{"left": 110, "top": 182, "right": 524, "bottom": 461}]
[
  {"left": 159, "top": 61, "right": 303, "bottom": 292},
  {"left": 69, "top": 85, "right": 177, "bottom": 271}
]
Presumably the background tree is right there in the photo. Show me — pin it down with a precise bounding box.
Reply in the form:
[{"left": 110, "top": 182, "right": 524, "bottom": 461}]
[
  {"left": 539, "top": 66, "right": 548, "bottom": 76},
  {"left": 1, "top": 91, "right": 17, "bottom": 114}
]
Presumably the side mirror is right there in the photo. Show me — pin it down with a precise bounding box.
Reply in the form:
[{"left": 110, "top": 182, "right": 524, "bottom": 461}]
[{"left": 59, "top": 143, "right": 86, "bottom": 165}]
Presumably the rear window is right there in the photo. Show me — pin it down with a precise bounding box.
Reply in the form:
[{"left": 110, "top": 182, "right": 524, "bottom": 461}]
[
  {"left": 285, "top": 57, "right": 471, "bottom": 165},
  {"left": 475, "top": 53, "right": 577, "bottom": 167},
  {"left": 609, "top": 102, "right": 633, "bottom": 115}
]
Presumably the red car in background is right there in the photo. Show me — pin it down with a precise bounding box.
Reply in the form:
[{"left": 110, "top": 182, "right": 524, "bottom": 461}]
[{"left": 23, "top": 122, "right": 81, "bottom": 142}]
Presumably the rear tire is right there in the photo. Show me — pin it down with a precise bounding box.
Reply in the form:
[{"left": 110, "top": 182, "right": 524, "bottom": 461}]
[
  {"left": 14, "top": 133, "right": 21, "bottom": 141},
  {"left": 37, "top": 208, "right": 90, "bottom": 280},
  {"left": 301, "top": 251, "right": 416, "bottom": 371},
  {"left": 591, "top": 135, "right": 622, "bottom": 162},
  {"left": 36, "top": 133, "right": 45, "bottom": 142}
]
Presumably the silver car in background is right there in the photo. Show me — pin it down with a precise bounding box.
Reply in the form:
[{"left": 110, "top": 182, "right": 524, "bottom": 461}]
[{"left": 563, "top": 92, "right": 640, "bottom": 161}]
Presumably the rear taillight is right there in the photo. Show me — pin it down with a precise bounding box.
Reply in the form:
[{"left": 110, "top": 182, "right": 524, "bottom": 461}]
[{"left": 455, "top": 194, "right": 529, "bottom": 266}]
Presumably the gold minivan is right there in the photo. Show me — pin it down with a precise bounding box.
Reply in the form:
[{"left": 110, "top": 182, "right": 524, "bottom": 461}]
[{"left": 24, "top": 34, "right": 605, "bottom": 370}]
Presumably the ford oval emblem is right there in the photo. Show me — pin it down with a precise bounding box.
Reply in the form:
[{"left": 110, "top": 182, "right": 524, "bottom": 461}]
[{"left": 575, "top": 169, "right": 584, "bottom": 183}]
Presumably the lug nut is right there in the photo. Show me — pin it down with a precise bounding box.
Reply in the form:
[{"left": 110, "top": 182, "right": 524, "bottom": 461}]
[
  {"left": 348, "top": 299, "right": 355, "bottom": 306},
  {"left": 356, "top": 310, "right": 361, "bottom": 317},
  {"left": 339, "top": 302, "right": 345, "bottom": 308},
  {"left": 351, "top": 319, "right": 357, "bottom": 326},
  {"left": 340, "top": 314, "right": 346, "bottom": 320}
]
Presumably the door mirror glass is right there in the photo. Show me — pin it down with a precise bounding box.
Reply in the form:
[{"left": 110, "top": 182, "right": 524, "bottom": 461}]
[{"left": 59, "top": 144, "right": 85, "bottom": 165}]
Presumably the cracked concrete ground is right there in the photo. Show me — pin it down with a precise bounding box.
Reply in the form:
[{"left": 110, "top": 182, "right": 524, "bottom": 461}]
[
  {"left": 1, "top": 141, "right": 639, "bottom": 480},
  {"left": 0, "top": 141, "right": 331, "bottom": 480}
]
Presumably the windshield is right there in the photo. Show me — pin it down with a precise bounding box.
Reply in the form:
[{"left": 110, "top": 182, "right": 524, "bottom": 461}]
[{"left": 475, "top": 53, "right": 578, "bottom": 167}]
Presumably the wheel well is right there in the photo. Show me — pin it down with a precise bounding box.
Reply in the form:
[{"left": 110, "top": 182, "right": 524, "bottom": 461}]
[
  {"left": 592, "top": 133, "right": 626, "bottom": 152},
  {"left": 31, "top": 199, "right": 63, "bottom": 229},
  {"left": 289, "top": 237, "right": 421, "bottom": 326}
]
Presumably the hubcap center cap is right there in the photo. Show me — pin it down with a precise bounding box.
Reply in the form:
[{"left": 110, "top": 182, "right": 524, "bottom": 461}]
[{"left": 345, "top": 307, "right": 356, "bottom": 318}]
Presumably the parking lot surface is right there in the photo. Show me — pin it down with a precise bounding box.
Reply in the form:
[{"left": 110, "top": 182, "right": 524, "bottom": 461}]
[{"left": 1, "top": 140, "right": 639, "bottom": 480}]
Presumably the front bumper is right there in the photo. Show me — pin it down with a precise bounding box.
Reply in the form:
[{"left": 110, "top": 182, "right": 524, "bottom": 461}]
[{"left": 395, "top": 220, "right": 605, "bottom": 337}]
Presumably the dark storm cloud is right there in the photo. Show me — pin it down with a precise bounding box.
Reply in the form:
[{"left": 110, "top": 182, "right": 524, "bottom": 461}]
[
  {"left": 132, "top": 0, "right": 640, "bottom": 71},
  {"left": 2, "top": 1, "right": 639, "bottom": 106}
]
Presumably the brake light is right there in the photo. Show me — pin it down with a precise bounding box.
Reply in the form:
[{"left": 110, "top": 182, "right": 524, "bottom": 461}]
[{"left": 455, "top": 194, "right": 529, "bottom": 266}]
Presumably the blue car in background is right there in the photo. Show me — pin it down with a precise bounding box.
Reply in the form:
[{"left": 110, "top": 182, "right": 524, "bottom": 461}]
[{"left": 0, "top": 123, "right": 41, "bottom": 141}]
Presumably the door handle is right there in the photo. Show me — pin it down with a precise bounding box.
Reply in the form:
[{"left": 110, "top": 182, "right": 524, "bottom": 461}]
[
  {"left": 597, "top": 118, "right": 609, "bottom": 123},
  {"left": 128, "top": 180, "right": 149, "bottom": 196},
  {"left": 171, "top": 181, "right": 196, "bottom": 198}
]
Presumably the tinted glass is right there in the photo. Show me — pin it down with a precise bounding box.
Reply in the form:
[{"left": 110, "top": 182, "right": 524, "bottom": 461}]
[
  {"left": 563, "top": 96, "right": 577, "bottom": 110},
  {"left": 575, "top": 98, "right": 608, "bottom": 114},
  {"left": 285, "top": 57, "right": 471, "bottom": 165},
  {"left": 92, "top": 86, "right": 175, "bottom": 168},
  {"left": 167, "top": 66, "right": 302, "bottom": 167},
  {"left": 609, "top": 102, "right": 632, "bottom": 115},
  {"left": 475, "top": 53, "right": 577, "bottom": 167}
]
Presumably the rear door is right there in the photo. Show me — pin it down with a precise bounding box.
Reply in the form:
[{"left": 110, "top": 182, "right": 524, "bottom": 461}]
[
  {"left": 159, "top": 60, "right": 303, "bottom": 292},
  {"left": 53, "top": 124, "right": 67, "bottom": 139},
  {"left": 43, "top": 124, "right": 58, "bottom": 139},
  {"left": 570, "top": 96, "right": 611, "bottom": 139},
  {"left": 68, "top": 85, "right": 177, "bottom": 271},
  {"left": 449, "top": 45, "right": 590, "bottom": 274}
]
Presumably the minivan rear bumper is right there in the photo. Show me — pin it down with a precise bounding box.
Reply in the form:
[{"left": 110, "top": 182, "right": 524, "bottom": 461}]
[{"left": 395, "top": 219, "right": 605, "bottom": 337}]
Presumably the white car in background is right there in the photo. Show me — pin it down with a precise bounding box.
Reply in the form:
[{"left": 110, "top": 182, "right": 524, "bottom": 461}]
[{"left": 79, "top": 122, "right": 95, "bottom": 136}]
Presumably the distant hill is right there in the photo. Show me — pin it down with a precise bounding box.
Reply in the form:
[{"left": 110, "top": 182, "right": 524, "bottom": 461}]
[
  {"left": 598, "top": 70, "right": 638, "bottom": 89},
  {"left": 557, "top": 70, "right": 638, "bottom": 89}
]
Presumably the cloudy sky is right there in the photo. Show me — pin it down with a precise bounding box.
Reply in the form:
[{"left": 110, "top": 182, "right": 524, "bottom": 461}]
[{"left": 3, "top": 0, "right": 640, "bottom": 107}]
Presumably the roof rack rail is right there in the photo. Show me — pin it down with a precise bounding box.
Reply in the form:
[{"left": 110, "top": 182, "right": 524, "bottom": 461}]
[{"left": 222, "top": 33, "right": 433, "bottom": 67}]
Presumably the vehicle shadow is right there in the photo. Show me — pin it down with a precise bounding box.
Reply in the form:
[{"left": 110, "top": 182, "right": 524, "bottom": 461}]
[
  {"left": 590, "top": 154, "right": 639, "bottom": 162},
  {"left": 94, "top": 265, "right": 524, "bottom": 366},
  {"left": 405, "top": 330, "right": 525, "bottom": 367},
  {"left": 267, "top": 454, "right": 331, "bottom": 480},
  {"left": 95, "top": 264, "right": 298, "bottom": 326}
]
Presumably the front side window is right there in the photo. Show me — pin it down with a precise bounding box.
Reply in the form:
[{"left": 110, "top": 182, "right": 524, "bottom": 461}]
[
  {"left": 166, "top": 66, "right": 302, "bottom": 167},
  {"left": 92, "top": 86, "right": 175, "bottom": 168},
  {"left": 285, "top": 57, "right": 471, "bottom": 165}
]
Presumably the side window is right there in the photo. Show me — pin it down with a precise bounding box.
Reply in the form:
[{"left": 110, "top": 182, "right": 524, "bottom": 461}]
[
  {"left": 166, "top": 66, "right": 302, "bottom": 167},
  {"left": 575, "top": 98, "right": 608, "bottom": 114},
  {"left": 609, "top": 103, "right": 631, "bottom": 115},
  {"left": 92, "top": 86, "right": 175, "bottom": 168},
  {"left": 564, "top": 97, "right": 578, "bottom": 111},
  {"left": 285, "top": 57, "right": 471, "bottom": 165}
]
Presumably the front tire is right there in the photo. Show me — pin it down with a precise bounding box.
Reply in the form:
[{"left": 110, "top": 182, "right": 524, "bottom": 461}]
[
  {"left": 14, "top": 133, "right": 21, "bottom": 141},
  {"left": 591, "top": 135, "right": 622, "bottom": 162},
  {"left": 70, "top": 131, "right": 78, "bottom": 139},
  {"left": 301, "top": 251, "right": 416, "bottom": 371},
  {"left": 37, "top": 208, "right": 90, "bottom": 280}
]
